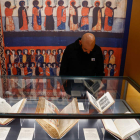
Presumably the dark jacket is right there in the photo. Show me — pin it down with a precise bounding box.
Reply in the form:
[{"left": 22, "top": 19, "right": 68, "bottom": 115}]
[{"left": 60, "top": 38, "right": 104, "bottom": 76}]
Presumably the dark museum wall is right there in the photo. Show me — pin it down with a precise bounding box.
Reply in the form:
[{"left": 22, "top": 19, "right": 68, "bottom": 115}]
[{"left": 124, "top": 0, "right": 140, "bottom": 85}]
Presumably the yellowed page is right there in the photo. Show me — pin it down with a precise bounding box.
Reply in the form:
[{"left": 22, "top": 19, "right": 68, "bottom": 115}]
[
  {"left": 102, "top": 119, "right": 121, "bottom": 139},
  {"left": 43, "top": 100, "right": 59, "bottom": 130},
  {"left": 114, "top": 119, "right": 140, "bottom": 139},
  {"left": 59, "top": 98, "right": 79, "bottom": 137}
]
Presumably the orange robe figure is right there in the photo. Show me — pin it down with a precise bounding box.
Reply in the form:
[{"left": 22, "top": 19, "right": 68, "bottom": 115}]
[
  {"left": 46, "top": 54, "right": 52, "bottom": 63},
  {"left": 104, "top": 54, "right": 109, "bottom": 64},
  {"left": 20, "top": 10, "right": 28, "bottom": 30},
  {"left": 80, "top": 7, "right": 89, "bottom": 30},
  {"left": 5, "top": 8, "right": 15, "bottom": 31},
  {"left": 46, "top": 67, "right": 50, "bottom": 76},
  {"left": 109, "top": 54, "right": 115, "bottom": 64},
  {"left": 32, "top": 7, "right": 41, "bottom": 30},
  {"left": 12, "top": 67, "right": 17, "bottom": 75},
  {"left": 57, "top": 6, "right": 66, "bottom": 30},
  {"left": 104, "top": 7, "right": 113, "bottom": 31},
  {"left": 39, "top": 67, "right": 43, "bottom": 76},
  {"left": 24, "top": 67, "right": 28, "bottom": 75}
]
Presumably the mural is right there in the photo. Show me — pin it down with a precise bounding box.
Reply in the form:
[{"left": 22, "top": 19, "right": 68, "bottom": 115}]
[{"left": 1, "top": 0, "right": 127, "bottom": 32}]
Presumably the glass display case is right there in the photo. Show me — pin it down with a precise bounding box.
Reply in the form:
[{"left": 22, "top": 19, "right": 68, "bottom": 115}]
[{"left": 0, "top": 76, "right": 140, "bottom": 140}]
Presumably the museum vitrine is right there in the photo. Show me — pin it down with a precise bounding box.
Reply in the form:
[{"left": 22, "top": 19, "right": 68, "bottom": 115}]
[{"left": 0, "top": 76, "right": 140, "bottom": 140}]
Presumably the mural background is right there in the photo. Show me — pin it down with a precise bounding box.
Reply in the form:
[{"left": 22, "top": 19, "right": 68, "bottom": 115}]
[{"left": 0, "top": 0, "right": 133, "bottom": 98}]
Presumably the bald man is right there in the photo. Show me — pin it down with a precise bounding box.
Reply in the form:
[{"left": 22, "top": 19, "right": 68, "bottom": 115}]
[{"left": 60, "top": 33, "right": 104, "bottom": 76}]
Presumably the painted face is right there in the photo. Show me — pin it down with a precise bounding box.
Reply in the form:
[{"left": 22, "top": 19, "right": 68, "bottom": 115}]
[
  {"left": 59, "top": 50, "right": 61, "bottom": 54},
  {"left": 47, "top": 1, "right": 50, "bottom": 6},
  {"left": 37, "top": 50, "right": 40, "bottom": 55},
  {"left": 96, "top": 2, "right": 99, "bottom": 7},
  {"left": 53, "top": 64, "right": 56, "bottom": 68},
  {"left": 48, "top": 64, "right": 50, "bottom": 68},
  {"left": 53, "top": 51, "right": 56, "bottom": 55},
  {"left": 25, "top": 50, "right": 28, "bottom": 54},
  {"left": 26, "top": 63, "right": 29, "bottom": 67},
  {"left": 110, "top": 51, "right": 113, "bottom": 55},
  {"left": 20, "top": 64, "right": 23, "bottom": 68},
  {"left": 9, "top": 64, "right": 11, "bottom": 68},
  {"left": 7, "top": 50, "right": 10, "bottom": 55},
  {"left": 43, "top": 50, "right": 45, "bottom": 54},
  {"left": 109, "top": 65, "right": 112, "bottom": 69},
  {"left": 31, "top": 51, "right": 34, "bottom": 55},
  {"left": 38, "top": 63, "right": 40, "bottom": 67},
  {"left": 32, "top": 63, "right": 34, "bottom": 67},
  {"left": 104, "top": 51, "right": 107, "bottom": 55},
  {"left": 18, "top": 51, "right": 21, "bottom": 55},
  {"left": 48, "top": 50, "right": 50, "bottom": 55},
  {"left": 12, "top": 50, "right": 15, "bottom": 54},
  {"left": 21, "top": 1, "right": 25, "bottom": 6},
  {"left": 43, "top": 64, "right": 46, "bottom": 67}
]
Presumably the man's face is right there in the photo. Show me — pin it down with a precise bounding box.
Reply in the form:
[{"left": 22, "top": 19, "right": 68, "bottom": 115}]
[
  {"left": 48, "top": 64, "right": 50, "bottom": 68},
  {"left": 48, "top": 50, "right": 50, "bottom": 54},
  {"left": 32, "top": 63, "right": 34, "bottom": 67},
  {"left": 31, "top": 51, "right": 34, "bottom": 55},
  {"left": 26, "top": 64, "right": 28, "bottom": 67},
  {"left": 53, "top": 51, "right": 56, "bottom": 55},
  {"left": 80, "top": 40, "right": 95, "bottom": 54},
  {"left": 43, "top": 64, "right": 46, "bottom": 67},
  {"left": 38, "top": 63, "right": 40, "bottom": 67},
  {"left": 20, "top": 64, "right": 23, "bottom": 68},
  {"left": 109, "top": 65, "right": 112, "bottom": 69},
  {"left": 59, "top": 50, "right": 61, "bottom": 54}
]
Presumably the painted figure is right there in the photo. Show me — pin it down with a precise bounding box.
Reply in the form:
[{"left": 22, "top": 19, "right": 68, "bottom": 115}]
[
  {"left": 12, "top": 63, "right": 17, "bottom": 75},
  {"left": 35, "top": 49, "right": 43, "bottom": 63},
  {"left": 52, "top": 49, "right": 57, "bottom": 63},
  {"left": 10, "top": 50, "right": 18, "bottom": 63},
  {"left": 5, "top": 1, "right": 16, "bottom": 31},
  {"left": 19, "top": 63, "right": 24, "bottom": 75},
  {"left": 80, "top": 1, "right": 93, "bottom": 30},
  {"left": 108, "top": 50, "right": 115, "bottom": 64},
  {"left": 46, "top": 63, "right": 51, "bottom": 76},
  {"left": 68, "top": 0, "right": 81, "bottom": 31},
  {"left": 30, "top": 49, "right": 36, "bottom": 63},
  {"left": 103, "top": 50, "right": 109, "bottom": 64},
  {"left": 17, "top": 49, "right": 23, "bottom": 63},
  {"left": 32, "top": 0, "right": 43, "bottom": 30},
  {"left": 30, "top": 62, "right": 36, "bottom": 76},
  {"left": 107, "top": 63, "right": 114, "bottom": 76},
  {"left": 42, "top": 49, "right": 46, "bottom": 62},
  {"left": 104, "top": 63, "right": 108, "bottom": 76},
  {"left": 24, "top": 63, "right": 32, "bottom": 76},
  {"left": 92, "top": 1, "right": 104, "bottom": 31},
  {"left": 35, "top": 62, "right": 43, "bottom": 76},
  {"left": 57, "top": 0, "right": 68, "bottom": 30},
  {"left": 57, "top": 49, "right": 63, "bottom": 63},
  {"left": 23, "top": 49, "right": 30, "bottom": 63},
  {"left": 44, "top": 0, "right": 56, "bottom": 30},
  {"left": 5, "top": 49, "right": 11, "bottom": 64},
  {"left": 46, "top": 49, "right": 52, "bottom": 63},
  {"left": 113, "top": 64, "right": 118, "bottom": 76},
  {"left": 42, "top": 62, "right": 46, "bottom": 76},
  {"left": 56, "top": 63, "right": 61, "bottom": 76},
  {"left": 104, "top": 1, "right": 117, "bottom": 31},
  {"left": 7, "top": 63, "right": 12, "bottom": 75},
  {"left": 18, "top": 1, "right": 28, "bottom": 30}
]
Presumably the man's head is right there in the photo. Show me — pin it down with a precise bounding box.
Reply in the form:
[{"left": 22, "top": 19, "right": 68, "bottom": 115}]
[{"left": 79, "top": 33, "right": 95, "bottom": 54}]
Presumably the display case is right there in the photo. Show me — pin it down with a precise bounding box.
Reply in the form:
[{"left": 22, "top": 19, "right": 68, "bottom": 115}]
[{"left": 0, "top": 76, "right": 140, "bottom": 140}]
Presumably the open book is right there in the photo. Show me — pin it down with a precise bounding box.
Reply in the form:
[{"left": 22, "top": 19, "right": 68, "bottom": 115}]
[
  {"left": 102, "top": 118, "right": 140, "bottom": 140},
  {"left": 0, "top": 98, "right": 26, "bottom": 125},
  {"left": 86, "top": 91, "right": 115, "bottom": 113},
  {"left": 35, "top": 97, "right": 79, "bottom": 139}
]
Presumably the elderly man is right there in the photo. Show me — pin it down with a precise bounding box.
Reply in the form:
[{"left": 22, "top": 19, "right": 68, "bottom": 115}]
[{"left": 60, "top": 33, "right": 104, "bottom": 76}]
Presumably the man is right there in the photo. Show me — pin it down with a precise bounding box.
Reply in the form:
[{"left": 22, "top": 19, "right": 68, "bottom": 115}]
[{"left": 60, "top": 33, "right": 104, "bottom": 76}]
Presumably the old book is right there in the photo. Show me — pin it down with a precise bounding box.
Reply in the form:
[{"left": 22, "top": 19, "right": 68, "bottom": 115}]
[
  {"left": 86, "top": 91, "right": 115, "bottom": 113},
  {"left": 102, "top": 118, "right": 140, "bottom": 140},
  {"left": 35, "top": 97, "right": 79, "bottom": 139},
  {"left": 0, "top": 98, "right": 26, "bottom": 125}
]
